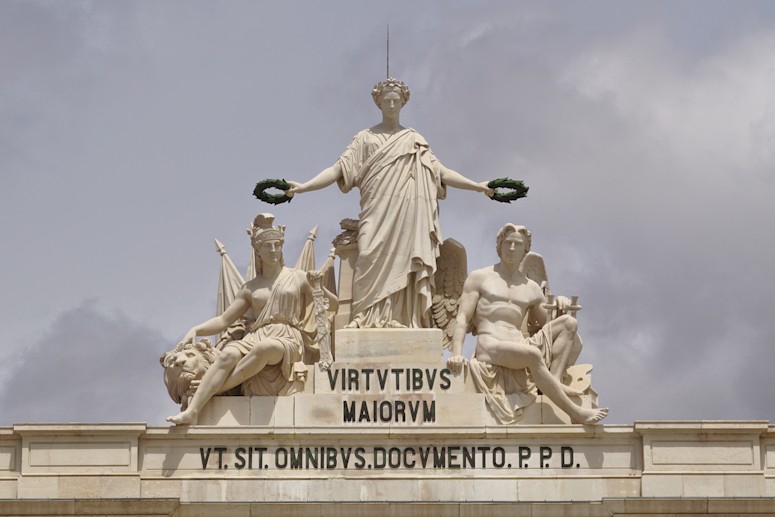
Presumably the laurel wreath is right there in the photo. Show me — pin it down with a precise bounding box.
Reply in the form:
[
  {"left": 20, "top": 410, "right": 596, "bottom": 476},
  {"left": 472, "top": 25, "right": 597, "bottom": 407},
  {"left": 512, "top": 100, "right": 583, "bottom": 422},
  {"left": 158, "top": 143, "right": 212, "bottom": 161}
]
[
  {"left": 253, "top": 179, "right": 292, "bottom": 205},
  {"left": 487, "top": 178, "right": 529, "bottom": 203}
]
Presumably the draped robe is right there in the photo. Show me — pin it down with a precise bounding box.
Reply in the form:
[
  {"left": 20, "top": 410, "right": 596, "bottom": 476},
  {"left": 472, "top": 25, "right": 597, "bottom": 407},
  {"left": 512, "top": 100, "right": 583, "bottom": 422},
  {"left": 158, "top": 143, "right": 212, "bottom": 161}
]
[
  {"left": 227, "top": 267, "right": 310, "bottom": 396},
  {"left": 337, "top": 128, "right": 447, "bottom": 328}
]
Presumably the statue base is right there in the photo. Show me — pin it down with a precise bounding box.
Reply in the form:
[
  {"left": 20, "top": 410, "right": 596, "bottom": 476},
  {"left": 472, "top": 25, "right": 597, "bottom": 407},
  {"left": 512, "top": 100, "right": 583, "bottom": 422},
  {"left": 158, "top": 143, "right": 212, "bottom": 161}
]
[
  {"left": 334, "top": 328, "right": 442, "bottom": 363},
  {"left": 198, "top": 327, "right": 600, "bottom": 427}
]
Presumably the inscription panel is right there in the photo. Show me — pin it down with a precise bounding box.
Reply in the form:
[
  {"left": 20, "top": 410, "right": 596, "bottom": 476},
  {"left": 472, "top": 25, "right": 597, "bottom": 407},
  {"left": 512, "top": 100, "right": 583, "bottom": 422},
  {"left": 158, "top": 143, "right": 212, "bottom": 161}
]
[
  {"left": 142, "top": 440, "right": 638, "bottom": 476},
  {"left": 0, "top": 447, "right": 16, "bottom": 471},
  {"left": 651, "top": 440, "right": 753, "bottom": 466},
  {"left": 29, "top": 441, "right": 131, "bottom": 467}
]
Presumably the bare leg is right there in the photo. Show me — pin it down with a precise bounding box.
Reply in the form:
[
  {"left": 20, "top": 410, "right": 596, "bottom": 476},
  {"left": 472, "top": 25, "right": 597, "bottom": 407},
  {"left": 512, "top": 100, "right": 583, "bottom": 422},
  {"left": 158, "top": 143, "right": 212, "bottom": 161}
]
[
  {"left": 219, "top": 340, "right": 285, "bottom": 393},
  {"left": 546, "top": 316, "right": 584, "bottom": 395},
  {"left": 167, "top": 347, "right": 242, "bottom": 425},
  {"left": 530, "top": 356, "right": 607, "bottom": 424},
  {"left": 489, "top": 343, "right": 607, "bottom": 425}
]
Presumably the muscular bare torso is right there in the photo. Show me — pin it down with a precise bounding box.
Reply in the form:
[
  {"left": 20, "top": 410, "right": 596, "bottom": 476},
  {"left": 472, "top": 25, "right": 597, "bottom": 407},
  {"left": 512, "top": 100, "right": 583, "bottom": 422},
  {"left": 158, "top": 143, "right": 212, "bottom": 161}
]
[{"left": 471, "top": 266, "right": 544, "bottom": 362}]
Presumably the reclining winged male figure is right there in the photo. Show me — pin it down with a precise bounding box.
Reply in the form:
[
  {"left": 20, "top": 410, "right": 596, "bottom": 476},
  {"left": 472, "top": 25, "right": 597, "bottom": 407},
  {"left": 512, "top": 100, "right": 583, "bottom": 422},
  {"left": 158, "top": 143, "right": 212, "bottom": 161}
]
[{"left": 446, "top": 223, "right": 608, "bottom": 425}]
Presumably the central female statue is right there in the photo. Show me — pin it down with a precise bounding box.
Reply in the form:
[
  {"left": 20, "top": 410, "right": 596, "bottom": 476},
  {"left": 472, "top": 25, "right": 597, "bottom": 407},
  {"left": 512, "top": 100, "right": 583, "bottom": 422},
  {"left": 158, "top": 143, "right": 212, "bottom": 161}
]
[{"left": 289, "top": 78, "right": 492, "bottom": 328}]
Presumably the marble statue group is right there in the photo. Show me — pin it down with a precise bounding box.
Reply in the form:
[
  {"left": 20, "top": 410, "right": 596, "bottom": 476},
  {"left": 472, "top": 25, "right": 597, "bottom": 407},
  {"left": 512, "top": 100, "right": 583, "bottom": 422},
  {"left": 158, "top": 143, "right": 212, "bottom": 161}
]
[{"left": 161, "top": 77, "right": 607, "bottom": 426}]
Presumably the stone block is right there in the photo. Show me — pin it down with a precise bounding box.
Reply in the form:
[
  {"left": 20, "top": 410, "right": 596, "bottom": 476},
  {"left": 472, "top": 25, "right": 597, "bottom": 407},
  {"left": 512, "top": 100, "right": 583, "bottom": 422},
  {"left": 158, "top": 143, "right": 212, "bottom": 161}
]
[
  {"left": 0, "top": 500, "right": 75, "bottom": 515},
  {"left": 650, "top": 439, "right": 754, "bottom": 469},
  {"left": 198, "top": 396, "right": 251, "bottom": 426},
  {"left": 248, "top": 397, "right": 277, "bottom": 426},
  {"left": 623, "top": 497, "right": 708, "bottom": 514},
  {"left": 682, "top": 474, "right": 725, "bottom": 497},
  {"left": 307, "top": 478, "right": 369, "bottom": 501},
  {"left": 766, "top": 476, "right": 775, "bottom": 496},
  {"left": 417, "top": 478, "right": 517, "bottom": 502},
  {"left": 0, "top": 479, "right": 17, "bottom": 498},
  {"left": 258, "top": 502, "right": 327, "bottom": 517},
  {"left": 530, "top": 502, "right": 608, "bottom": 517},
  {"left": 321, "top": 503, "right": 389, "bottom": 517},
  {"left": 141, "top": 478, "right": 182, "bottom": 498},
  {"left": 58, "top": 475, "right": 100, "bottom": 498},
  {"left": 708, "top": 497, "right": 775, "bottom": 513},
  {"left": 16, "top": 475, "right": 59, "bottom": 498},
  {"left": 181, "top": 479, "right": 228, "bottom": 502},
  {"left": 602, "top": 477, "right": 640, "bottom": 497},
  {"left": 483, "top": 393, "right": 599, "bottom": 426},
  {"left": 271, "top": 396, "right": 296, "bottom": 427},
  {"left": 223, "top": 479, "right": 265, "bottom": 502},
  {"left": 360, "top": 479, "right": 421, "bottom": 501},
  {"left": 555, "top": 477, "right": 605, "bottom": 501},
  {"left": 640, "top": 473, "right": 683, "bottom": 497},
  {"left": 267, "top": 479, "right": 314, "bottom": 502},
  {"left": 74, "top": 498, "right": 180, "bottom": 516},
  {"left": 460, "top": 504, "right": 528, "bottom": 517},
  {"left": 723, "top": 473, "right": 764, "bottom": 496},
  {"left": 24, "top": 438, "right": 135, "bottom": 473},
  {"left": 516, "top": 478, "right": 559, "bottom": 501},
  {"left": 99, "top": 475, "right": 140, "bottom": 497},
  {"left": 0, "top": 446, "right": 16, "bottom": 471},
  {"left": 178, "top": 504, "right": 251, "bottom": 517},
  {"left": 388, "top": 503, "right": 460, "bottom": 517},
  {"left": 539, "top": 397, "right": 573, "bottom": 424},
  {"left": 334, "top": 328, "right": 443, "bottom": 364},
  {"left": 428, "top": 393, "right": 487, "bottom": 427}
]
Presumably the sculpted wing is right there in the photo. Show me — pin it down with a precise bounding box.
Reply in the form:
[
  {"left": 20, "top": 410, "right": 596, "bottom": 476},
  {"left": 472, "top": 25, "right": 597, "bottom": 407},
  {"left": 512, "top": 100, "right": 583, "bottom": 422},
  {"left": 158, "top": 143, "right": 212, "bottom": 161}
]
[
  {"left": 432, "top": 238, "right": 467, "bottom": 350},
  {"left": 519, "top": 251, "right": 550, "bottom": 294}
]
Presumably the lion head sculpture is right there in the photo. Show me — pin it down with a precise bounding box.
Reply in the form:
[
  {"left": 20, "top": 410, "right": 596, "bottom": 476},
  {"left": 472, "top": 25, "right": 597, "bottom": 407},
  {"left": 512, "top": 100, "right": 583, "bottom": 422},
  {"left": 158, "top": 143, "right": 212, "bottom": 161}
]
[{"left": 160, "top": 339, "right": 219, "bottom": 410}]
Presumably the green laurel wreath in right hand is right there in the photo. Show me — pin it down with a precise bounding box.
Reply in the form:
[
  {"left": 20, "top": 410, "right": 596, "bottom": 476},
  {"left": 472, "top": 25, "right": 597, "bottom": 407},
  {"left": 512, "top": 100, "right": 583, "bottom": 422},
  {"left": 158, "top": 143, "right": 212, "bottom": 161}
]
[
  {"left": 253, "top": 179, "right": 292, "bottom": 205},
  {"left": 487, "top": 178, "right": 529, "bottom": 203}
]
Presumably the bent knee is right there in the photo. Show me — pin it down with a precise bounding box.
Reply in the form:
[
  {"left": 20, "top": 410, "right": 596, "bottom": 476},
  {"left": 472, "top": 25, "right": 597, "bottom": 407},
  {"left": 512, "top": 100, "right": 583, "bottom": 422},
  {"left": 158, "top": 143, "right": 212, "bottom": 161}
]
[
  {"left": 217, "top": 347, "right": 243, "bottom": 365},
  {"left": 523, "top": 345, "right": 544, "bottom": 366},
  {"left": 557, "top": 314, "right": 577, "bottom": 333}
]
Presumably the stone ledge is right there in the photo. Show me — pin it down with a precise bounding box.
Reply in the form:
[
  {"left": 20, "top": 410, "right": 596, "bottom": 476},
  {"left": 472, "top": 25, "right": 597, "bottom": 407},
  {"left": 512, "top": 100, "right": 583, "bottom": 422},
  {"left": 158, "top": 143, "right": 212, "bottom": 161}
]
[{"left": 334, "top": 329, "right": 443, "bottom": 364}]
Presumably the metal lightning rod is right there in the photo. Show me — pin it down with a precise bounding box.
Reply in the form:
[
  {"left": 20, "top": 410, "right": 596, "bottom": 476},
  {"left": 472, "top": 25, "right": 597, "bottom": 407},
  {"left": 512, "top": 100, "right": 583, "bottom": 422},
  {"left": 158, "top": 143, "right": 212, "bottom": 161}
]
[{"left": 386, "top": 24, "right": 390, "bottom": 78}]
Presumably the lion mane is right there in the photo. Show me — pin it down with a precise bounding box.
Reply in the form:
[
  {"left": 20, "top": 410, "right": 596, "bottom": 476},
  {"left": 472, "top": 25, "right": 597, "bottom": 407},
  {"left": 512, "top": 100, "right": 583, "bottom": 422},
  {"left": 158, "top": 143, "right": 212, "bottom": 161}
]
[{"left": 160, "top": 339, "right": 219, "bottom": 410}]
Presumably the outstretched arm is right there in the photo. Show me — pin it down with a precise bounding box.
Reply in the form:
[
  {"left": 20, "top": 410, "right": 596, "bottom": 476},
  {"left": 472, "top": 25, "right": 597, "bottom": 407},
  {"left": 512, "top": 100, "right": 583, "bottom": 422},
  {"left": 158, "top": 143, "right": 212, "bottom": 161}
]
[
  {"left": 179, "top": 290, "right": 250, "bottom": 345},
  {"left": 287, "top": 162, "right": 344, "bottom": 196},
  {"left": 439, "top": 165, "right": 493, "bottom": 196}
]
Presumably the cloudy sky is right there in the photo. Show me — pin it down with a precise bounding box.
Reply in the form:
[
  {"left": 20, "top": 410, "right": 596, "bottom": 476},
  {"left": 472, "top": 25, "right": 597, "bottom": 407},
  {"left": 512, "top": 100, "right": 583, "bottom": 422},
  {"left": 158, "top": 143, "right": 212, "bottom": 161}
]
[{"left": 1, "top": 1, "right": 774, "bottom": 426}]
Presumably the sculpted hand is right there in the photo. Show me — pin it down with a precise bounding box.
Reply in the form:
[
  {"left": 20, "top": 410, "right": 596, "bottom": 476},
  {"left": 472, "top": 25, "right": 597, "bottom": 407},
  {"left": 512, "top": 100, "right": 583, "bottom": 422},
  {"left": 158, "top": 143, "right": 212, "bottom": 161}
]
[
  {"left": 306, "top": 270, "right": 323, "bottom": 285},
  {"left": 286, "top": 180, "right": 303, "bottom": 198},
  {"left": 447, "top": 354, "right": 467, "bottom": 374},
  {"left": 186, "top": 379, "right": 201, "bottom": 398},
  {"left": 478, "top": 181, "right": 495, "bottom": 198},
  {"left": 556, "top": 296, "right": 571, "bottom": 317},
  {"left": 177, "top": 328, "right": 197, "bottom": 350}
]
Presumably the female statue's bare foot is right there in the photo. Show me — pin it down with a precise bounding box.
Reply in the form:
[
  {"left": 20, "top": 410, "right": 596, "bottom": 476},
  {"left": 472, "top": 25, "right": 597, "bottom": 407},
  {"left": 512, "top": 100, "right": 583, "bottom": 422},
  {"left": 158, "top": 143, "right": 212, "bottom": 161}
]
[
  {"left": 167, "top": 408, "right": 199, "bottom": 426},
  {"left": 571, "top": 407, "right": 608, "bottom": 425}
]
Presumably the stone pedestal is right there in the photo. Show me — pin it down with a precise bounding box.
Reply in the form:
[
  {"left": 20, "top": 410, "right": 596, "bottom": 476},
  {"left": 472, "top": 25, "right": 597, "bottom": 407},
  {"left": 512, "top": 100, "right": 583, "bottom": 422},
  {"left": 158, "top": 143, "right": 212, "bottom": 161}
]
[
  {"left": 197, "top": 328, "right": 597, "bottom": 428},
  {"left": 334, "top": 328, "right": 443, "bottom": 363},
  {"left": 3, "top": 421, "right": 775, "bottom": 516}
]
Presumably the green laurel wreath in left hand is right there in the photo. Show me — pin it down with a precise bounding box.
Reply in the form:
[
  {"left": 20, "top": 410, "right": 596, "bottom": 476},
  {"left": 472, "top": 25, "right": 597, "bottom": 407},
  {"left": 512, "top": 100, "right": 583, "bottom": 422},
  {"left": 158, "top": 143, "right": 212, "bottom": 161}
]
[
  {"left": 487, "top": 178, "right": 529, "bottom": 203},
  {"left": 253, "top": 179, "right": 292, "bottom": 205}
]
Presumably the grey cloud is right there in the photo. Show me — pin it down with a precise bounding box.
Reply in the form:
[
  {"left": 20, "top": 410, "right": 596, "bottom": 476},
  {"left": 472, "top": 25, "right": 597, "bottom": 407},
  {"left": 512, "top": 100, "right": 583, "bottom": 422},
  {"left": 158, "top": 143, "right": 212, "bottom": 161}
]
[
  {"left": 0, "top": 301, "right": 173, "bottom": 425},
  {"left": 2, "top": 1, "right": 775, "bottom": 426}
]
